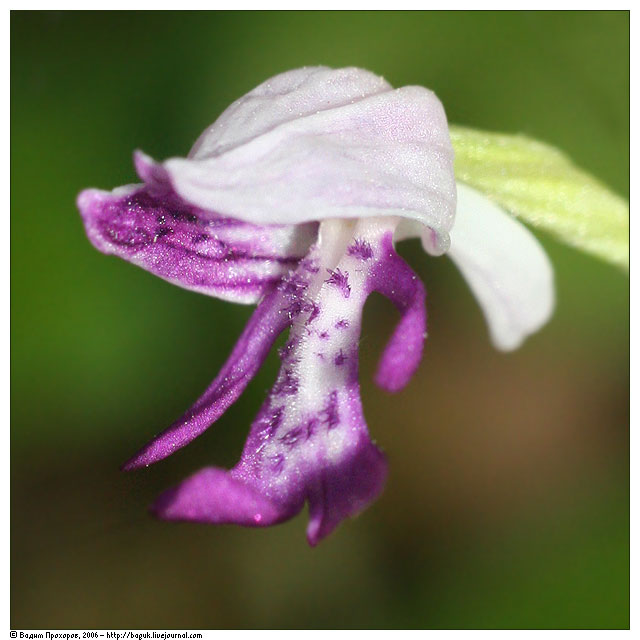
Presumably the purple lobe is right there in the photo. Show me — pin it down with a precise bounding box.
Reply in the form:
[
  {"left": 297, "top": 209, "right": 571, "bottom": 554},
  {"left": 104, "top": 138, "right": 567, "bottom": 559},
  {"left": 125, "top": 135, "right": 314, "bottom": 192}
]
[
  {"left": 305, "top": 430, "right": 387, "bottom": 545},
  {"left": 78, "top": 185, "right": 316, "bottom": 304},
  {"left": 152, "top": 467, "right": 288, "bottom": 527},
  {"left": 369, "top": 235, "right": 427, "bottom": 393}
]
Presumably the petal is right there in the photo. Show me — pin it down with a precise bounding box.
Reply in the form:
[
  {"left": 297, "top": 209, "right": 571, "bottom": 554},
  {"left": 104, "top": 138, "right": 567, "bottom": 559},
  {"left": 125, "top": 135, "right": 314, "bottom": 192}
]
[
  {"left": 146, "top": 67, "right": 456, "bottom": 254},
  {"left": 448, "top": 183, "right": 555, "bottom": 350},
  {"left": 122, "top": 271, "right": 318, "bottom": 470},
  {"left": 78, "top": 184, "right": 316, "bottom": 304},
  {"left": 368, "top": 235, "right": 427, "bottom": 393},
  {"left": 189, "top": 66, "right": 392, "bottom": 159}
]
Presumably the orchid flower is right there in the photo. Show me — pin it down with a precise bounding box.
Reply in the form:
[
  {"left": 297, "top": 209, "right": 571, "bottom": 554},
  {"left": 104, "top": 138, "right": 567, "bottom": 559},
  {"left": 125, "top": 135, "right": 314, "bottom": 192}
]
[{"left": 78, "top": 66, "right": 628, "bottom": 545}]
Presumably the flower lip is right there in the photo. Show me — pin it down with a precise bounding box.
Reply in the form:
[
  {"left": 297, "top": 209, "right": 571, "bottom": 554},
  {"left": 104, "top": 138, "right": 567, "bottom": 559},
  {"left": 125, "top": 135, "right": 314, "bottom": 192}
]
[{"left": 147, "top": 219, "right": 415, "bottom": 545}]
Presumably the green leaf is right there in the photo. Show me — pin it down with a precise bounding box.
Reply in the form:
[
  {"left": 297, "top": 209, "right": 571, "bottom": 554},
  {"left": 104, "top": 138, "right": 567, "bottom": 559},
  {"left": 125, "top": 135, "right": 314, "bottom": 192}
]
[{"left": 450, "top": 125, "right": 629, "bottom": 271}]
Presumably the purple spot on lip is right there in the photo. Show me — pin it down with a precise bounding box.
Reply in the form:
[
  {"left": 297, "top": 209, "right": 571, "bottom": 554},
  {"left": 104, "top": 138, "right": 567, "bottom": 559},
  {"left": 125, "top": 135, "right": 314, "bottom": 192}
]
[
  {"left": 273, "top": 369, "right": 299, "bottom": 396},
  {"left": 319, "top": 331, "right": 330, "bottom": 340},
  {"left": 306, "top": 302, "right": 320, "bottom": 324},
  {"left": 103, "top": 222, "right": 149, "bottom": 249},
  {"left": 322, "top": 390, "right": 340, "bottom": 430},
  {"left": 259, "top": 406, "right": 284, "bottom": 439},
  {"left": 347, "top": 238, "right": 373, "bottom": 260},
  {"left": 279, "top": 427, "right": 303, "bottom": 449},
  {"left": 155, "top": 227, "right": 173, "bottom": 239},
  {"left": 269, "top": 454, "right": 284, "bottom": 474},
  {"left": 325, "top": 268, "right": 351, "bottom": 298},
  {"left": 306, "top": 418, "right": 318, "bottom": 439},
  {"left": 278, "top": 337, "right": 299, "bottom": 361},
  {"left": 334, "top": 350, "right": 347, "bottom": 366},
  {"left": 335, "top": 319, "right": 350, "bottom": 330},
  {"left": 280, "top": 274, "right": 309, "bottom": 296},
  {"left": 281, "top": 279, "right": 319, "bottom": 322},
  {"left": 284, "top": 299, "right": 313, "bottom": 320}
]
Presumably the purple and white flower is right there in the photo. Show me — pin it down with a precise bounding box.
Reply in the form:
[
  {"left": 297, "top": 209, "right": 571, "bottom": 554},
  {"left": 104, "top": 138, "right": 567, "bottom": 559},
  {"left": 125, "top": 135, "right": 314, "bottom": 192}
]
[{"left": 78, "top": 67, "right": 554, "bottom": 545}]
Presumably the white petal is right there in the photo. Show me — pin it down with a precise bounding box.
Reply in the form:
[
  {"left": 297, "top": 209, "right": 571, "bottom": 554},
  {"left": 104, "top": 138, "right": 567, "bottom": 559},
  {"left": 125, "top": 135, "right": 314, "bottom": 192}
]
[
  {"left": 155, "top": 67, "right": 456, "bottom": 254},
  {"left": 448, "top": 183, "right": 555, "bottom": 350},
  {"left": 189, "top": 67, "right": 392, "bottom": 159}
]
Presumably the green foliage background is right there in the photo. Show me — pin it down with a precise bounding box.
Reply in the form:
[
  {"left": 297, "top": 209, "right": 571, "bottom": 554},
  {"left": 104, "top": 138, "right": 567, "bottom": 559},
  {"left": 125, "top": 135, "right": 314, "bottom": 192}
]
[{"left": 11, "top": 11, "right": 629, "bottom": 629}]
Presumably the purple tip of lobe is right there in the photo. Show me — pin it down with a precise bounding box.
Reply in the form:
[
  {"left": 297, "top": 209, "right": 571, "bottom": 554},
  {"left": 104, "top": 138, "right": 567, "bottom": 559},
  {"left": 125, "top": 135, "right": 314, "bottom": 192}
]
[
  {"left": 369, "top": 234, "right": 427, "bottom": 393},
  {"left": 305, "top": 435, "right": 387, "bottom": 546},
  {"left": 152, "top": 467, "right": 288, "bottom": 527}
]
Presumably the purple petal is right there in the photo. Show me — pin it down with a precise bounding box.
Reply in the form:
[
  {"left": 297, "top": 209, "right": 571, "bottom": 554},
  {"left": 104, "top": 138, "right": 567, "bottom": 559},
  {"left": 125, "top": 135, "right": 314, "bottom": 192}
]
[
  {"left": 78, "top": 184, "right": 316, "bottom": 304},
  {"left": 369, "top": 235, "right": 427, "bottom": 393}
]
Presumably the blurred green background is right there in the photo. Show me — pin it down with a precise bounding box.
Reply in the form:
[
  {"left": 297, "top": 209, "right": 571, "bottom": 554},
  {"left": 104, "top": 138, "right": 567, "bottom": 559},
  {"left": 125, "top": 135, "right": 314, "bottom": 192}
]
[{"left": 11, "top": 11, "right": 628, "bottom": 629}]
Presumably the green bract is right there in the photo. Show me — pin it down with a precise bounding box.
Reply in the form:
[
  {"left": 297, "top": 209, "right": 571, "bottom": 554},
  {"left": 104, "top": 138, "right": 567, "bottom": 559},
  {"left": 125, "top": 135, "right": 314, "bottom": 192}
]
[{"left": 450, "top": 126, "right": 629, "bottom": 271}]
